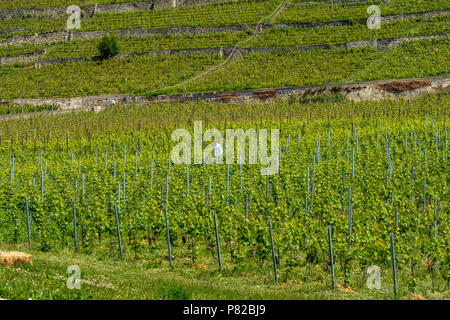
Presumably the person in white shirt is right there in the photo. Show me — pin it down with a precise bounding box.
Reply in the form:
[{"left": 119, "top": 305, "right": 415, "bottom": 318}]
[{"left": 213, "top": 139, "right": 223, "bottom": 164}]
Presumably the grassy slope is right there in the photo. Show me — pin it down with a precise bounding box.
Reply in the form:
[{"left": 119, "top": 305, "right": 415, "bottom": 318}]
[{"left": 1, "top": 244, "right": 448, "bottom": 300}]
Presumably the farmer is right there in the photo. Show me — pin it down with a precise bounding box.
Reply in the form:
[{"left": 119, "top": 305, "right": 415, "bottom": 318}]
[{"left": 213, "top": 139, "right": 223, "bottom": 164}]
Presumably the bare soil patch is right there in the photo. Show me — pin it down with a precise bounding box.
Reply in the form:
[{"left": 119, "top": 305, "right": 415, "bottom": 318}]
[{"left": 373, "top": 80, "right": 432, "bottom": 93}]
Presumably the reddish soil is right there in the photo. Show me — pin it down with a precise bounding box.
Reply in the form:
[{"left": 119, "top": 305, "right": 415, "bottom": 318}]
[{"left": 373, "top": 80, "right": 432, "bottom": 92}]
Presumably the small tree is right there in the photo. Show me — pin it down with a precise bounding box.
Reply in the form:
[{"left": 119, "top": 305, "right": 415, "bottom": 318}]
[{"left": 97, "top": 33, "right": 119, "bottom": 60}]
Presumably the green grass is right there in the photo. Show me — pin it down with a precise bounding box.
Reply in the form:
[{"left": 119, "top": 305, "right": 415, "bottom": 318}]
[{"left": 1, "top": 243, "right": 448, "bottom": 300}]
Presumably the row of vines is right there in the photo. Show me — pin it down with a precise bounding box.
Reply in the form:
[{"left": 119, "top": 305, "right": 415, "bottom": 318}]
[{"left": 0, "top": 93, "right": 448, "bottom": 296}]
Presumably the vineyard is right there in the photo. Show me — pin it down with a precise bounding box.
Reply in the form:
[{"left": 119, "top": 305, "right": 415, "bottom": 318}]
[
  {"left": 0, "top": 94, "right": 449, "bottom": 299},
  {"left": 0, "top": 0, "right": 449, "bottom": 302}
]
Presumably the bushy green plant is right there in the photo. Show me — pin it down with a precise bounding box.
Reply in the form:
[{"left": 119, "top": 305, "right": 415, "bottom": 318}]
[{"left": 97, "top": 33, "right": 119, "bottom": 60}]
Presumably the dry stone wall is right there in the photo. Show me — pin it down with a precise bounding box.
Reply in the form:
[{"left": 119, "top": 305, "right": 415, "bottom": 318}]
[
  {"left": 23, "top": 32, "right": 448, "bottom": 67},
  {"left": 0, "top": 50, "right": 46, "bottom": 65},
  {"left": 0, "top": 0, "right": 226, "bottom": 19},
  {"left": 2, "top": 9, "right": 447, "bottom": 47},
  {"left": 3, "top": 77, "right": 448, "bottom": 113}
]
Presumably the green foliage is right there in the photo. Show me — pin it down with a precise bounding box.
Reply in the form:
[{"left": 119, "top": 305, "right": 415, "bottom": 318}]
[
  {"left": 97, "top": 33, "right": 119, "bottom": 60},
  {"left": 0, "top": 94, "right": 448, "bottom": 297},
  {"left": 158, "top": 283, "right": 192, "bottom": 300},
  {"left": 0, "top": 37, "right": 447, "bottom": 99}
]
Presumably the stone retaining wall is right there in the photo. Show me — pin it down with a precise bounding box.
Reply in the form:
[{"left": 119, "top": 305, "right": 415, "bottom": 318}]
[
  {"left": 26, "top": 32, "right": 449, "bottom": 67},
  {"left": 0, "top": 50, "right": 46, "bottom": 65},
  {"left": 2, "top": 10, "right": 447, "bottom": 47},
  {"left": 0, "top": 0, "right": 226, "bottom": 19},
  {"left": 3, "top": 77, "right": 448, "bottom": 113}
]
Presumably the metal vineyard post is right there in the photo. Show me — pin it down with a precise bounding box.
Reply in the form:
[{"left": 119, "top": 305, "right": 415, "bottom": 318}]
[
  {"left": 434, "top": 197, "right": 437, "bottom": 238},
  {"left": 328, "top": 225, "right": 335, "bottom": 290},
  {"left": 10, "top": 155, "right": 14, "bottom": 185},
  {"left": 41, "top": 169, "right": 44, "bottom": 201},
  {"left": 268, "top": 218, "right": 278, "bottom": 284},
  {"left": 213, "top": 212, "right": 222, "bottom": 269},
  {"left": 307, "top": 166, "right": 310, "bottom": 194},
  {"left": 352, "top": 148, "right": 355, "bottom": 179},
  {"left": 346, "top": 133, "right": 349, "bottom": 162},
  {"left": 164, "top": 205, "right": 172, "bottom": 267},
  {"left": 390, "top": 233, "right": 398, "bottom": 298},
  {"left": 72, "top": 199, "right": 78, "bottom": 251},
  {"left": 113, "top": 202, "right": 123, "bottom": 258},
  {"left": 226, "top": 164, "right": 230, "bottom": 203},
  {"left": 348, "top": 187, "right": 352, "bottom": 249},
  {"left": 25, "top": 195, "right": 31, "bottom": 250},
  {"left": 150, "top": 160, "right": 154, "bottom": 187},
  {"left": 317, "top": 134, "right": 320, "bottom": 164}
]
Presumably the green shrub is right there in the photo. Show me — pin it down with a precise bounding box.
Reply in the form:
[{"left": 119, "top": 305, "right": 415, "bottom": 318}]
[{"left": 97, "top": 33, "right": 119, "bottom": 60}]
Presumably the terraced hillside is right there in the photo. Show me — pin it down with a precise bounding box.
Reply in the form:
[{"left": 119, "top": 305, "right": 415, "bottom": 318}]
[
  {"left": 0, "top": 0, "right": 448, "bottom": 102},
  {"left": 0, "top": 1, "right": 449, "bottom": 302}
]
